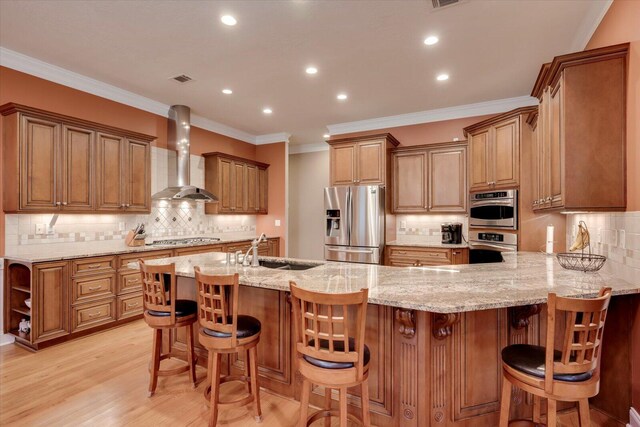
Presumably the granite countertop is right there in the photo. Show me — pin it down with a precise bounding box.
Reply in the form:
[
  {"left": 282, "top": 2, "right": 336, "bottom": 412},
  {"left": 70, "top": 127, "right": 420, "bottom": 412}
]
[
  {"left": 386, "top": 240, "right": 469, "bottom": 249},
  {"left": 136, "top": 252, "right": 639, "bottom": 313},
  {"left": 3, "top": 236, "right": 267, "bottom": 263}
]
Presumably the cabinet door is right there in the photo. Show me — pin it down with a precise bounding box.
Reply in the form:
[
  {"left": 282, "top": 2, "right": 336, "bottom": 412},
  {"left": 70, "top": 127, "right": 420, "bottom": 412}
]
[
  {"left": 124, "top": 139, "right": 150, "bottom": 212},
  {"left": 95, "top": 133, "right": 124, "bottom": 211},
  {"left": 246, "top": 164, "right": 259, "bottom": 213},
  {"left": 451, "top": 248, "right": 469, "bottom": 265},
  {"left": 232, "top": 162, "right": 246, "bottom": 212},
  {"left": 493, "top": 118, "right": 519, "bottom": 188},
  {"left": 258, "top": 167, "right": 268, "bottom": 214},
  {"left": 61, "top": 125, "right": 94, "bottom": 211},
  {"left": 20, "top": 115, "right": 61, "bottom": 210},
  {"left": 33, "top": 261, "right": 70, "bottom": 343},
  {"left": 267, "top": 238, "right": 279, "bottom": 256},
  {"left": 468, "top": 130, "right": 490, "bottom": 191},
  {"left": 218, "top": 157, "right": 234, "bottom": 213},
  {"left": 330, "top": 143, "right": 356, "bottom": 185},
  {"left": 392, "top": 151, "right": 427, "bottom": 213},
  {"left": 549, "top": 82, "right": 564, "bottom": 208},
  {"left": 357, "top": 140, "right": 385, "bottom": 185},
  {"left": 531, "top": 116, "right": 542, "bottom": 211},
  {"left": 540, "top": 90, "right": 552, "bottom": 209},
  {"left": 428, "top": 146, "right": 467, "bottom": 212}
]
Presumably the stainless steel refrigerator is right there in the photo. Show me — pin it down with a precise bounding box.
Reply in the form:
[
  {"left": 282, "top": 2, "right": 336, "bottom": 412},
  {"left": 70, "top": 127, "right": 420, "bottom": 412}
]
[{"left": 324, "top": 185, "right": 385, "bottom": 264}]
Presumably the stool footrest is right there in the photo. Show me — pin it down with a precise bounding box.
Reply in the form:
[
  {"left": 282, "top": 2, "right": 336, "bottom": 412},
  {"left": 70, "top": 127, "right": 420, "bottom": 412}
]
[
  {"left": 306, "top": 409, "right": 363, "bottom": 426},
  {"left": 204, "top": 384, "right": 255, "bottom": 407}
]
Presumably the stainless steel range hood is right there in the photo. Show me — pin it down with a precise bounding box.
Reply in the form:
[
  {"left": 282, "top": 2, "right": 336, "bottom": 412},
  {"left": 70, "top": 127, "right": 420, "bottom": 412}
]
[{"left": 152, "top": 105, "right": 218, "bottom": 202}]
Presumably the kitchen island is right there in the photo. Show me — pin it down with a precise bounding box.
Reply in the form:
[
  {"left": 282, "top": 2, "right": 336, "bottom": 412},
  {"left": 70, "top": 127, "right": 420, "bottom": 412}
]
[{"left": 139, "top": 252, "right": 640, "bottom": 426}]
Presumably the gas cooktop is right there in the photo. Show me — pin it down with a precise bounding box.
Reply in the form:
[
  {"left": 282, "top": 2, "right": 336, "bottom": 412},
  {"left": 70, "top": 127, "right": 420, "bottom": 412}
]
[{"left": 147, "top": 237, "right": 221, "bottom": 246}]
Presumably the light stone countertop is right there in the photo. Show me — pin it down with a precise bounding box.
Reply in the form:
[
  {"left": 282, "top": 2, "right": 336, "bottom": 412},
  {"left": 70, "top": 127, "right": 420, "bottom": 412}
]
[
  {"left": 386, "top": 240, "right": 469, "bottom": 249},
  {"left": 136, "top": 252, "right": 639, "bottom": 313},
  {"left": 3, "top": 236, "right": 266, "bottom": 263}
]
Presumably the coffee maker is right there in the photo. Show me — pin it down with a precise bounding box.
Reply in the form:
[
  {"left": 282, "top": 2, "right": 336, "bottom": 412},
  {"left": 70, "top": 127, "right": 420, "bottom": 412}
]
[{"left": 441, "top": 223, "right": 463, "bottom": 244}]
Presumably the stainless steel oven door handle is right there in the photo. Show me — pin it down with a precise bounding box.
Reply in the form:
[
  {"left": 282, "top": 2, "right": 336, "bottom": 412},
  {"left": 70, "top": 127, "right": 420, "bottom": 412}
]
[
  {"left": 469, "top": 199, "right": 514, "bottom": 207},
  {"left": 469, "top": 242, "right": 517, "bottom": 252},
  {"left": 327, "top": 247, "right": 374, "bottom": 254}
]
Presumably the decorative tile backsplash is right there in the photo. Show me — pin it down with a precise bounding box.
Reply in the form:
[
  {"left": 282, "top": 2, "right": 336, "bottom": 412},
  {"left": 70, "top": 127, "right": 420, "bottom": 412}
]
[
  {"left": 396, "top": 214, "right": 469, "bottom": 243},
  {"left": 565, "top": 212, "right": 640, "bottom": 284},
  {"left": 4, "top": 146, "right": 256, "bottom": 253}
]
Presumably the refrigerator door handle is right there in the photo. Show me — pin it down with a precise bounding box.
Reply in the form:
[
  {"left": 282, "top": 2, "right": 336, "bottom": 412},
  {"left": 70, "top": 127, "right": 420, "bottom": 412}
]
[
  {"left": 346, "top": 187, "right": 352, "bottom": 245},
  {"left": 326, "top": 247, "right": 375, "bottom": 254}
]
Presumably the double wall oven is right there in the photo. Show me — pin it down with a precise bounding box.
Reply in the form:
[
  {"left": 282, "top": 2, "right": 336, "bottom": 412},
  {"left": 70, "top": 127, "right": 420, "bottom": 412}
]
[{"left": 468, "top": 190, "right": 518, "bottom": 263}]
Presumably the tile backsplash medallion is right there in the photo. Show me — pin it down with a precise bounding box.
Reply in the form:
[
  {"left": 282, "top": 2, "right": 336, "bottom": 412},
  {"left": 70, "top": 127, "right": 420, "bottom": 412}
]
[
  {"left": 395, "top": 214, "right": 469, "bottom": 244},
  {"left": 565, "top": 212, "right": 640, "bottom": 284},
  {"left": 4, "top": 147, "right": 256, "bottom": 254}
]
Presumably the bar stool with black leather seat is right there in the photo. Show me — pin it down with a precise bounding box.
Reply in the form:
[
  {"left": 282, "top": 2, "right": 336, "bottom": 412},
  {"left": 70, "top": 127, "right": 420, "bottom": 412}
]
[
  {"left": 290, "top": 281, "right": 371, "bottom": 427},
  {"left": 193, "top": 267, "right": 262, "bottom": 427},
  {"left": 139, "top": 260, "right": 197, "bottom": 397},
  {"left": 499, "top": 287, "right": 612, "bottom": 427}
]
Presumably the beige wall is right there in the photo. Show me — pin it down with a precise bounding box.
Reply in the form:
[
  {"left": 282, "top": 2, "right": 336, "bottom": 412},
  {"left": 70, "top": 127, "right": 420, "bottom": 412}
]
[{"left": 288, "top": 151, "right": 329, "bottom": 260}]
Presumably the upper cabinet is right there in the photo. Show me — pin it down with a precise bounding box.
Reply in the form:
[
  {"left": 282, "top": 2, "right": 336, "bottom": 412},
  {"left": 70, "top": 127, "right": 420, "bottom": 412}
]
[
  {"left": 203, "top": 152, "right": 269, "bottom": 215},
  {"left": 529, "top": 43, "right": 628, "bottom": 212},
  {"left": 1, "top": 104, "right": 154, "bottom": 213},
  {"left": 327, "top": 133, "right": 399, "bottom": 186},
  {"left": 391, "top": 143, "right": 467, "bottom": 214},
  {"left": 464, "top": 108, "right": 535, "bottom": 192}
]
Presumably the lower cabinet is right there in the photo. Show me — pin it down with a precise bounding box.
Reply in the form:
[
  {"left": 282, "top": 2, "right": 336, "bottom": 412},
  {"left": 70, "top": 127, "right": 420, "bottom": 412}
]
[
  {"left": 33, "top": 261, "right": 70, "bottom": 343},
  {"left": 71, "top": 298, "right": 116, "bottom": 333},
  {"left": 384, "top": 246, "right": 469, "bottom": 267}
]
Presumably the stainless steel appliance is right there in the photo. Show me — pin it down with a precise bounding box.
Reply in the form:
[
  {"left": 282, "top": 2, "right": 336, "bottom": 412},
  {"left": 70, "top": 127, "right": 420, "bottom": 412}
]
[
  {"left": 147, "top": 237, "right": 221, "bottom": 246},
  {"left": 324, "top": 185, "right": 384, "bottom": 264},
  {"left": 441, "top": 223, "right": 463, "bottom": 244},
  {"left": 468, "top": 230, "right": 517, "bottom": 263},
  {"left": 469, "top": 190, "right": 517, "bottom": 230}
]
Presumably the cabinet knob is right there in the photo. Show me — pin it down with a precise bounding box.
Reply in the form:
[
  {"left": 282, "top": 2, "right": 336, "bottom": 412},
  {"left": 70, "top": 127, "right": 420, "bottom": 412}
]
[
  {"left": 546, "top": 197, "right": 552, "bottom": 202},
  {"left": 62, "top": 202, "right": 68, "bottom": 206},
  {"left": 120, "top": 204, "right": 126, "bottom": 208},
  {"left": 125, "top": 204, "right": 131, "bottom": 208},
  {"left": 55, "top": 201, "right": 62, "bottom": 206}
]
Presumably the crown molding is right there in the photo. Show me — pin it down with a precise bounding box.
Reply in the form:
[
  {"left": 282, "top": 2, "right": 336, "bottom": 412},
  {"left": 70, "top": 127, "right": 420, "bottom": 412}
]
[
  {"left": 289, "top": 143, "right": 329, "bottom": 155},
  {"left": 570, "top": 0, "right": 612, "bottom": 52},
  {"left": 326, "top": 95, "right": 538, "bottom": 135},
  {"left": 0, "top": 47, "right": 272, "bottom": 144},
  {"left": 255, "top": 132, "right": 291, "bottom": 145}
]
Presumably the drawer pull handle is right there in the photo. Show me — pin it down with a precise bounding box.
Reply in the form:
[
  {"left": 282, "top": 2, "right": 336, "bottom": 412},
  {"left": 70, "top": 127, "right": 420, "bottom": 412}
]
[
  {"left": 396, "top": 251, "right": 406, "bottom": 255},
  {"left": 88, "top": 286, "right": 102, "bottom": 291},
  {"left": 128, "top": 302, "right": 140, "bottom": 308},
  {"left": 128, "top": 278, "right": 140, "bottom": 284},
  {"left": 87, "top": 264, "right": 102, "bottom": 269},
  {"left": 88, "top": 312, "right": 101, "bottom": 318}
]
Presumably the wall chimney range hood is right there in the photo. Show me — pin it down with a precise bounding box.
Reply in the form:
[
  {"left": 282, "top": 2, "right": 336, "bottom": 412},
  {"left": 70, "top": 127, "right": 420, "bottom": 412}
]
[{"left": 152, "top": 105, "right": 218, "bottom": 202}]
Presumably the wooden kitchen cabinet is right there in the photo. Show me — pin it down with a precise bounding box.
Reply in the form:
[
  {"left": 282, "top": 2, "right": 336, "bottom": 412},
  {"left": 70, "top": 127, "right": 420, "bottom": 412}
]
[
  {"left": 464, "top": 108, "right": 534, "bottom": 192},
  {"left": 203, "top": 152, "right": 269, "bottom": 214},
  {"left": 33, "top": 261, "right": 70, "bottom": 343},
  {"left": 391, "top": 142, "right": 467, "bottom": 214},
  {"left": 0, "top": 104, "right": 154, "bottom": 213},
  {"left": 384, "top": 245, "right": 468, "bottom": 267},
  {"left": 328, "top": 133, "right": 399, "bottom": 186},
  {"left": 530, "top": 43, "right": 628, "bottom": 211}
]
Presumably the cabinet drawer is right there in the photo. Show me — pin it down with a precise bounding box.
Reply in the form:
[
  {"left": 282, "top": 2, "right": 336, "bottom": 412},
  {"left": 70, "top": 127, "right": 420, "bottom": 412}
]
[
  {"left": 72, "top": 256, "right": 116, "bottom": 276},
  {"left": 117, "top": 293, "right": 143, "bottom": 319},
  {"left": 386, "top": 246, "right": 452, "bottom": 266},
  {"left": 72, "top": 274, "right": 116, "bottom": 304},
  {"left": 174, "top": 245, "right": 223, "bottom": 256},
  {"left": 117, "top": 250, "right": 173, "bottom": 271},
  {"left": 71, "top": 298, "right": 116, "bottom": 332},
  {"left": 118, "top": 272, "right": 143, "bottom": 294}
]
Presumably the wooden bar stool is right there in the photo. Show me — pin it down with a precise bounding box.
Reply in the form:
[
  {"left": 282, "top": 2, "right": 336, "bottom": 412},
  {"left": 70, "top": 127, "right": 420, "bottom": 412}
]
[
  {"left": 139, "top": 260, "right": 197, "bottom": 397},
  {"left": 290, "top": 281, "right": 371, "bottom": 427},
  {"left": 499, "top": 287, "right": 612, "bottom": 427},
  {"left": 194, "top": 267, "right": 262, "bottom": 427}
]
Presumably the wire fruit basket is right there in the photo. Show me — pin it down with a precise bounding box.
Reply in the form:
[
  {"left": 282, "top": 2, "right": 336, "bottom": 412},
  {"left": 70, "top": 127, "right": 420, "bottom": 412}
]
[{"left": 556, "top": 221, "right": 607, "bottom": 272}]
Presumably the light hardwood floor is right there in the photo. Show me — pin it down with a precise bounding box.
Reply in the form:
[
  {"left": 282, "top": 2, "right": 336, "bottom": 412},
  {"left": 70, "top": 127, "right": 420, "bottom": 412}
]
[{"left": 0, "top": 320, "right": 616, "bottom": 426}]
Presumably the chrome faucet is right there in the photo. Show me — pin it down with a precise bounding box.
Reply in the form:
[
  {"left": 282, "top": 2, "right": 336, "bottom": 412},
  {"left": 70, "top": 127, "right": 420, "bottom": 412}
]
[{"left": 243, "top": 233, "right": 267, "bottom": 267}]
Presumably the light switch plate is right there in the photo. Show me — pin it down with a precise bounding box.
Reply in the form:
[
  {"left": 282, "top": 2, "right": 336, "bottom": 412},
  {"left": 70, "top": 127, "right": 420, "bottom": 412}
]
[
  {"left": 275, "top": 219, "right": 281, "bottom": 227},
  {"left": 619, "top": 230, "right": 626, "bottom": 249},
  {"left": 400, "top": 220, "right": 407, "bottom": 229}
]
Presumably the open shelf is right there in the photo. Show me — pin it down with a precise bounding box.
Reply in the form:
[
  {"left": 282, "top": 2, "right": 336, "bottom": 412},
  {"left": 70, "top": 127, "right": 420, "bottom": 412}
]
[
  {"left": 12, "top": 285, "right": 31, "bottom": 294},
  {"left": 12, "top": 307, "right": 31, "bottom": 316},
  {"left": 6, "top": 263, "right": 33, "bottom": 344}
]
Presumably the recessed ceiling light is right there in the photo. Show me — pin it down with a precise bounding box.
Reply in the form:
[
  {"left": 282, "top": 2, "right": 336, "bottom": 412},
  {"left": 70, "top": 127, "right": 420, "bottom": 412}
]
[
  {"left": 263, "top": 108, "right": 272, "bottom": 114},
  {"left": 336, "top": 93, "right": 348, "bottom": 100},
  {"left": 436, "top": 73, "right": 449, "bottom": 81},
  {"left": 424, "top": 36, "right": 439, "bottom": 46},
  {"left": 323, "top": 134, "right": 330, "bottom": 139},
  {"left": 220, "top": 15, "right": 237, "bottom": 26},
  {"left": 306, "top": 66, "right": 318, "bottom": 75},
  {"left": 222, "top": 88, "right": 233, "bottom": 94}
]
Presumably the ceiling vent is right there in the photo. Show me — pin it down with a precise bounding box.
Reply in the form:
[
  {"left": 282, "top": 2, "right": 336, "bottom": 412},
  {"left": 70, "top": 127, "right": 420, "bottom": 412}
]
[
  {"left": 170, "top": 74, "right": 193, "bottom": 83},
  {"left": 432, "top": 0, "right": 462, "bottom": 9}
]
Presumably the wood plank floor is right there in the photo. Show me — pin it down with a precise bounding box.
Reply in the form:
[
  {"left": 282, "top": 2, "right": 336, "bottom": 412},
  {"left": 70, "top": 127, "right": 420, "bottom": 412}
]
[{"left": 0, "top": 320, "right": 619, "bottom": 426}]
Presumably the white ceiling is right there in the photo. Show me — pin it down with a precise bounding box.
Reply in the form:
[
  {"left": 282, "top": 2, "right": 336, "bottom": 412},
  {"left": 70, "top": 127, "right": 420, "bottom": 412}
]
[{"left": 0, "top": 0, "right": 609, "bottom": 145}]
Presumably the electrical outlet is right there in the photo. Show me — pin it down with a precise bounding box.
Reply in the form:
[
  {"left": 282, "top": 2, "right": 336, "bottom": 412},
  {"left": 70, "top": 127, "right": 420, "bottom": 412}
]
[
  {"left": 597, "top": 228, "right": 602, "bottom": 243},
  {"left": 35, "top": 224, "right": 46, "bottom": 235},
  {"left": 275, "top": 219, "right": 281, "bottom": 227},
  {"left": 400, "top": 220, "right": 407, "bottom": 229},
  {"left": 619, "top": 230, "right": 626, "bottom": 249},
  {"left": 118, "top": 222, "right": 125, "bottom": 231}
]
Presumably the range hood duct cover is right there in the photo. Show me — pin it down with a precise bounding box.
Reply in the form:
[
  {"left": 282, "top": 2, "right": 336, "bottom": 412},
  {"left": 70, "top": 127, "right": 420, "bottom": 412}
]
[{"left": 152, "top": 105, "right": 218, "bottom": 202}]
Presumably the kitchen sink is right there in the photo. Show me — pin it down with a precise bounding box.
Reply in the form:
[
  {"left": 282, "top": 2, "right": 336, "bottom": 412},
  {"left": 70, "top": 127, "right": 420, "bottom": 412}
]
[{"left": 258, "top": 260, "right": 320, "bottom": 271}]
